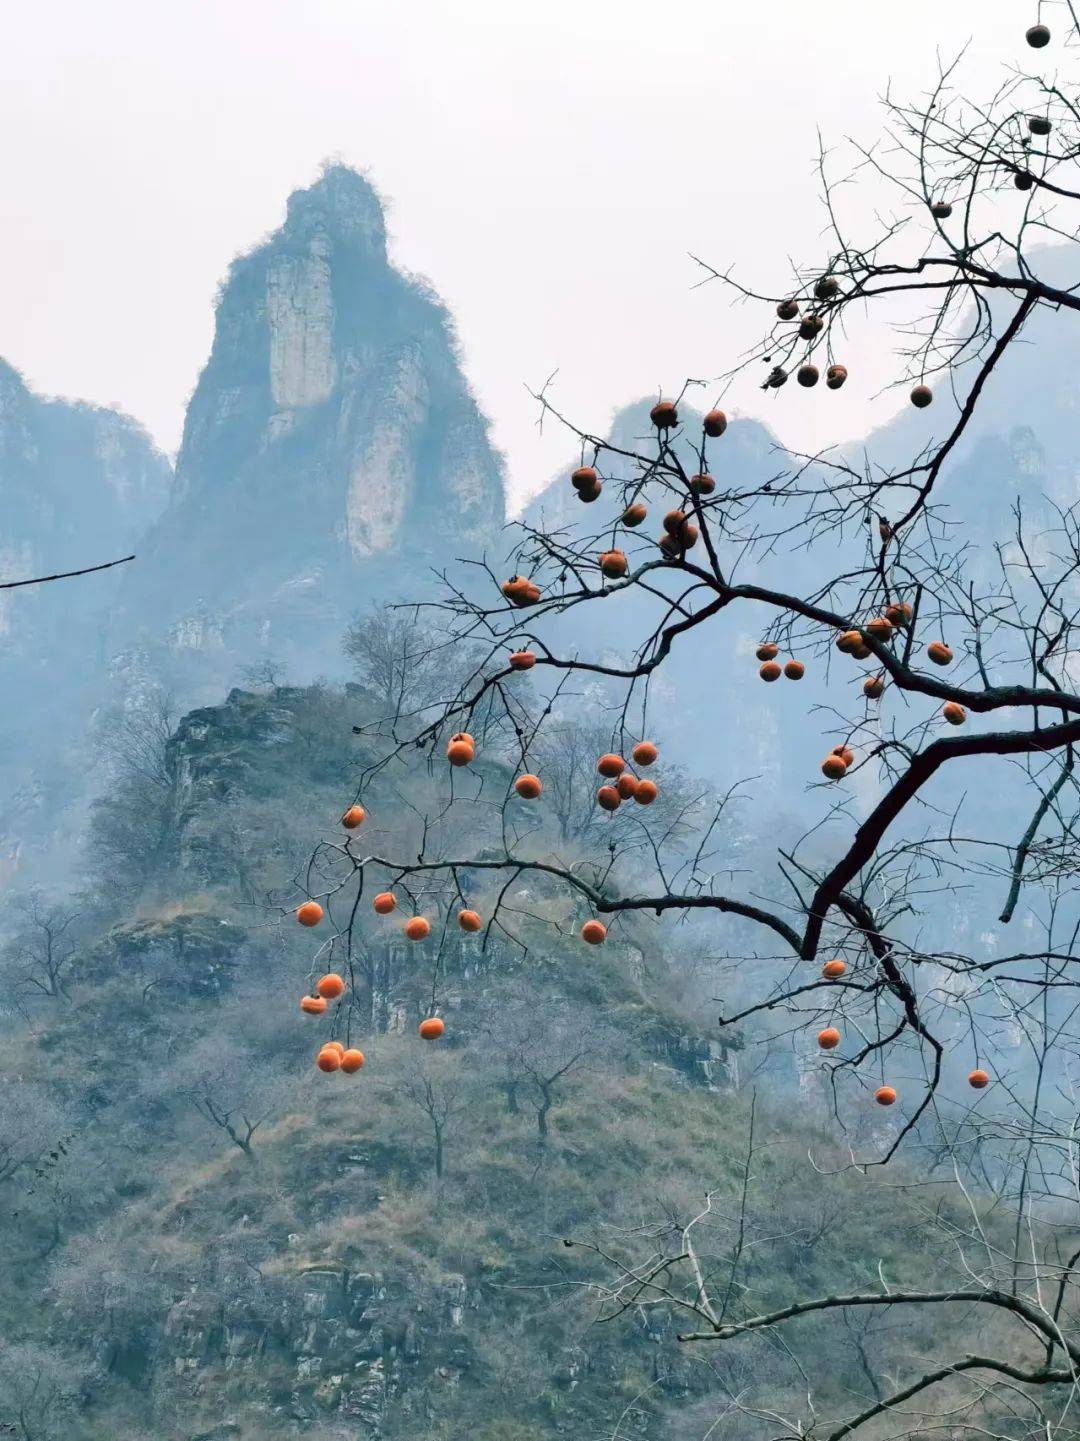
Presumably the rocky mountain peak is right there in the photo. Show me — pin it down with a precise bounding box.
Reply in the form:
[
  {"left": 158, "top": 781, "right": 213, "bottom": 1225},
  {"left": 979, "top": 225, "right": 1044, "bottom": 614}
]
[
  {"left": 112, "top": 164, "right": 506, "bottom": 694},
  {"left": 282, "top": 163, "right": 388, "bottom": 260}
]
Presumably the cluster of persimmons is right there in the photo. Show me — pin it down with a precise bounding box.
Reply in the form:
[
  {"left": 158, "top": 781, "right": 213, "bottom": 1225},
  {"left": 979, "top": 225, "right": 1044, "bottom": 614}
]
[
  {"left": 757, "top": 603, "right": 966, "bottom": 782},
  {"left": 293, "top": 730, "right": 663, "bottom": 1068},
  {"left": 291, "top": 324, "right": 1011, "bottom": 1103}
]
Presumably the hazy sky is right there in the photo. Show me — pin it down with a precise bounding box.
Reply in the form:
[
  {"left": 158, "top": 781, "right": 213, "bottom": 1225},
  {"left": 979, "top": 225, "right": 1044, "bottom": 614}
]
[{"left": 0, "top": 0, "right": 1033, "bottom": 508}]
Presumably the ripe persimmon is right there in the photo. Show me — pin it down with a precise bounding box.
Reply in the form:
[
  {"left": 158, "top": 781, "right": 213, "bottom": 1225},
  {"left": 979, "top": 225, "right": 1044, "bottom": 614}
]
[
  {"left": 756, "top": 642, "right": 779, "bottom": 661},
  {"left": 514, "top": 774, "right": 543, "bottom": 800},
  {"left": 663, "top": 509, "right": 689, "bottom": 536},
  {"left": 703, "top": 408, "right": 728, "bottom": 436},
  {"left": 600, "top": 550, "right": 629, "bottom": 579},
  {"left": 832, "top": 744, "right": 855, "bottom": 766},
  {"left": 342, "top": 805, "right": 366, "bottom": 829},
  {"left": 759, "top": 661, "right": 782, "bottom": 682},
  {"left": 581, "top": 919, "right": 607, "bottom": 945},
  {"left": 836, "top": 630, "right": 862, "bottom": 654},
  {"left": 616, "top": 773, "right": 639, "bottom": 800},
  {"left": 927, "top": 641, "right": 953, "bottom": 666},
  {"left": 943, "top": 702, "right": 967, "bottom": 725},
  {"left": 597, "top": 785, "right": 622, "bottom": 812},
  {"left": 1029, "top": 115, "right": 1052, "bottom": 136},
  {"left": 650, "top": 400, "right": 678, "bottom": 429},
  {"left": 446, "top": 739, "right": 475, "bottom": 766},
  {"left": 865, "top": 617, "right": 893, "bottom": 640},
  {"left": 322, "top": 1040, "right": 345, "bottom": 1057},
  {"left": 373, "top": 892, "right": 397, "bottom": 915},
  {"left": 316, "top": 1048, "right": 341, "bottom": 1073},
  {"left": 783, "top": 660, "right": 805, "bottom": 680},
  {"left": 826, "top": 364, "right": 848, "bottom": 390},
  {"left": 316, "top": 973, "right": 345, "bottom": 1000},
  {"left": 799, "top": 314, "right": 824, "bottom": 340},
  {"left": 930, "top": 200, "right": 953, "bottom": 219},
  {"left": 297, "top": 901, "right": 324, "bottom": 928},
  {"left": 634, "top": 779, "right": 658, "bottom": 804},
  {"left": 863, "top": 675, "right": 885, "bottom": 699},
  {"left": 968, "top": 1068, "right": 990, "bottom": 1089},
  {"left": 822, "top": 959, "right": 846, "bottom": 979},
  {"left": 814, "top": 276, "right": 840, "bottom": 301},
  {"left": 659, "top": 524, "right": 698, "bottom": 554},
  {"left": 631, "top": 741, "right": 658, "bottom": 767},
  {"left": 776, "top": 299, "right": 799, "bottom": 320},
  {"left": 689, "top": 473, "right": 716, "bottom": 495},
  {"left": 797, "top": 364, "right": 819, "bottom": 388},
  {"left": 301, "top": 995, "right": 328, "bottom": 1015},
  {"left": 576, "top": 477, "right": 603, "bottom": 502},
  {"left": 1027, "top": 23, "right": 1051, "bottom": 47},
  {"left": 502, "top": 575, "right": 530, "bottom": 603},
  {"left": 509, "top": 650, "right": 537, "bottom": 670},
  {"left": 502, "top": 577, "right": 541, "bottom": 607},
  {"left": 404, "top": 916, "right": 431, "bottom": 941},
  {"left": 597, "top": 753, "right": 625, "bottom": 777},
  {"left": 622, "top": 503, "right": 647, "bottom": 527},
  {"left": 571, "top": 466, "right": 598, "bottom": 490},
  {"left": 821, "top": 755, "right": 848, "bottom": 780},
  {"left": 340, "top": 1048, "right": 365, "bottom": 1073},
  {"left": 818, "top": 1027, "right": 841, "bottom": 1050},
  {"left": 419, "top": 1016, "right": 445, "bottom": 1040},
  {"left": 458, "top": 909, "right": 482, "bottom": 933},
  {"left": 910, "top": 384, "right": 933, "bottom": 409},
  {"left": 885, "top": 602, "right": 912, "bottom": 627},
  {"left": 875, "top": 1085, "right": 897, "bottom": 1107}
]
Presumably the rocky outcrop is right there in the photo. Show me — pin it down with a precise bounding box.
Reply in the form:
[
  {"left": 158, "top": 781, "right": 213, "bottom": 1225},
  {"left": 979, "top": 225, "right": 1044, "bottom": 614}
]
[{"left": 111, "top": 165, "right": 505, "bottom": 700}]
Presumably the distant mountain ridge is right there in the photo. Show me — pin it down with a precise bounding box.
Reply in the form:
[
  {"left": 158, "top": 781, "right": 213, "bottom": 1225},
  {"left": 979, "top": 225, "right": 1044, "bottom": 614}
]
[
  {"left": 0, "top": 360, "right": 172, "bottom": 877},
  {"left": 2, "top": 181, "right": 1077, "bottom": 881}
]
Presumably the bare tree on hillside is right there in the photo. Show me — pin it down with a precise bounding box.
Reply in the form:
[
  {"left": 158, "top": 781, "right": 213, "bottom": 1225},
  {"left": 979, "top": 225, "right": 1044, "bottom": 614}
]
[
  {"left": 173, "top": 1035, "right": 298, "bottom": 1161},
  {"left": 400, "top": 1060, "right": 462, "bottom": 1182},
  {"left": 0, "top": 1342, "right": 83, "bottom": 1441},
  {"left": 344, "top": 607, "right": 455, "bottom": 717},
  {"left": 0, "top": 1084, "right": 69, "bottom": 1188},
  {"left": 0, "top": 892, "right": 82, "bottom": 1002}
]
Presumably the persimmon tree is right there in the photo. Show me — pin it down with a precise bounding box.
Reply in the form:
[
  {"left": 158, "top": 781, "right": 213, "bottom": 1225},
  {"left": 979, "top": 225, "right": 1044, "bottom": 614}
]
[{"left": 285, "top": 10, "right": 1080, "bottom": 1438}]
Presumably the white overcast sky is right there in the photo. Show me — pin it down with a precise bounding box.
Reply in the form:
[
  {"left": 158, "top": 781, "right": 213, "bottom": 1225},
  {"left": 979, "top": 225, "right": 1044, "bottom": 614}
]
[{"left": 0, "top": 0, "right": 1037, "bottom": 508}]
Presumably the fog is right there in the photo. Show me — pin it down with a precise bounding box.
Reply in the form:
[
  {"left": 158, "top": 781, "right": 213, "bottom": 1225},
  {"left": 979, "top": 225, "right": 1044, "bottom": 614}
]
[{"left": 1, "top": 0, "right": 1025, "bottom": 507}]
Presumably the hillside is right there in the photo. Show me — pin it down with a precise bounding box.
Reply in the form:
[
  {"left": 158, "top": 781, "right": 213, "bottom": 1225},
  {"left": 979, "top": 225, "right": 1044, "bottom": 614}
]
[{"left": 0, "top": 681, "right": 970, "bottom": 1441}]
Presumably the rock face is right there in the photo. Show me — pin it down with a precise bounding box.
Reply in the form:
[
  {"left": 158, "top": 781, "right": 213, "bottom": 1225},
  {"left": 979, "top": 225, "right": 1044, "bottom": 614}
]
[{"left": 114, "top": 165, "right": 505, "bottom": 701}]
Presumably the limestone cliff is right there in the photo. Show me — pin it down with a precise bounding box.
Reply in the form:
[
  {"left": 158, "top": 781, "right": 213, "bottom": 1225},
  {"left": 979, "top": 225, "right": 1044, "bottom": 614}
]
[{"left": 114, "top": 165, "right": 505, "bottom": 698}]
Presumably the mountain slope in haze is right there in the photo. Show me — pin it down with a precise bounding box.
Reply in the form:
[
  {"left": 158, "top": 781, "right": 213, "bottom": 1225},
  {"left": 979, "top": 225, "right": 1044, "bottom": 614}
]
[
  {"left": 0, "top": 359, "right": 172, "bottom": 876},
  {"left": 111, "top": 165, "right": 506, "bottom": 703},
  {"left": 0, "top": 682, "right": 960, "bottom": 1441}
]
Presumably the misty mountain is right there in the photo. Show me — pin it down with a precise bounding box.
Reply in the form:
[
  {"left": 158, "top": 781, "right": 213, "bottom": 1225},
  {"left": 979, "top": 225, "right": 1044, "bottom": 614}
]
[
  {"left": 0, "top": 360, "right": 171, "bottom": 875},
  {"left": 109, "top": 165, "right": 505, "bottom": 702},
  {"left": 0, "top": 167, "right": 506, "bottom": 877}
]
